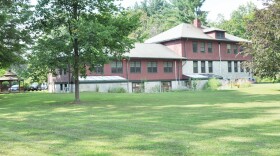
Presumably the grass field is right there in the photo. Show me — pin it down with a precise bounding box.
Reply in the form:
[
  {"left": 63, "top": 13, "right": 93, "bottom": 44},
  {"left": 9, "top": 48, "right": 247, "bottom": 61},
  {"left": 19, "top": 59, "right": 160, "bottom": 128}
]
[{"left": 0, "top": 84, "right": 280, "bottom": 156}]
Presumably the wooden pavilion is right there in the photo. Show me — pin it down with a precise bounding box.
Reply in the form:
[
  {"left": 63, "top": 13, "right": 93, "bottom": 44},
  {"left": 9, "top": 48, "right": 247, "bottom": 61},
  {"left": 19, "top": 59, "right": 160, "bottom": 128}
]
[{"left": 0, "top": 71, "right": 24, "bottom": 93}]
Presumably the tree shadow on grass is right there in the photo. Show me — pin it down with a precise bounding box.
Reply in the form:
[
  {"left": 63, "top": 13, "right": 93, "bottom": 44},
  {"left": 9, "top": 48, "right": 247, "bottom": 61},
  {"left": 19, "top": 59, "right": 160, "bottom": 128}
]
[{"left": 0, "top": 89, "right": 280, "bottom": 155}]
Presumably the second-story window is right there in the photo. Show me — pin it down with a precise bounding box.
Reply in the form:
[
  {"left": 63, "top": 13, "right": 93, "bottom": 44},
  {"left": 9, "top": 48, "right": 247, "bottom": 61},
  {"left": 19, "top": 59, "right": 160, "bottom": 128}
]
[
  {"left": 193, "top": 61, "right": 198, "bottom": 73},
  {"left": 201, "top": 61, "right": 206, "bottom": 73},
  {"left": 193, "top": 42, "right": 198, "bottom": 53},
  {"left": 200, "top": 42, "right": 205, "bottom": 53},
  {"left": 130, "top": 61, "right": 141, "bottom": 73},
  {"left": 164, "top": 61, "right": 173, "bottom": 73},
  {"left": 147, "top": 61, "right": 157, "bottom": 73},
  {"left": 234, "top": 61, "right": 238, "bottom": 72},
  {"left": 111, "top": 61, "right": 123, "bottom": 73},
  {"left": 208, "top": 61, "right": 213, "bottom": 73},
  {"left": 208, "top": 42, "right": 212, "bottom": 53},
  {"left": 95, "top": 65, "right": 103, "bottom": 74},
  {"left": 228, "top": 61, "right": 232, "bottom": 72},
  {"left": 233, "top": 45, "right": 238, "bottom": 54},
  {"left": 227, "top": 44, "right": 231, "bottom": 53},
  {"left": 216, "top": 32, "right": 225, "bottom": 39}
]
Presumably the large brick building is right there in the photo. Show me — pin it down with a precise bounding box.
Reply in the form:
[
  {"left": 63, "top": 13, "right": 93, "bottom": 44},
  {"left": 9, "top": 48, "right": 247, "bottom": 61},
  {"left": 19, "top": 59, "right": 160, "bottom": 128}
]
[{"left": 48, "top": 19, "right": 252, "bottom": 93}]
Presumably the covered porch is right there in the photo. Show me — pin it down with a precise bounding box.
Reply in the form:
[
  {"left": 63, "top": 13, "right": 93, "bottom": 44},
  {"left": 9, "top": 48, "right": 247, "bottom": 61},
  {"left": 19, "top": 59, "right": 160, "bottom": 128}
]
[{"left": 0, "top": 71, "right": 24, "bottom": 93}]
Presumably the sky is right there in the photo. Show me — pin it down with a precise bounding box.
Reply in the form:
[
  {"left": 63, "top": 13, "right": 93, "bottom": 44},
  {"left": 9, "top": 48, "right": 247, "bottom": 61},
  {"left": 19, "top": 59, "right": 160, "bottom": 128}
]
[{"left": 30, "top": 0, "right": 265, "bottom": 21}]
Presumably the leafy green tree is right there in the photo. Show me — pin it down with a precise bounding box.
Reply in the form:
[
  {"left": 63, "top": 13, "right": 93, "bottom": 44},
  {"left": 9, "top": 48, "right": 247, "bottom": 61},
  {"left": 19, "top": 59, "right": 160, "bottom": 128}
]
[
  {"left": 0, "top": 0, "right": 32, "bottom": 68},
  {"left": 170, "top": 0, "right": 207, "bottom": 24},
  {"left": 134, "top": 0, "right": 170, "bottom": 17},
  {"left": 131, "top": 0, "right": 207, "bottom": 41},
  {"left": 0, "top": 68, "right": 5, "bottom": 76},
  {"left": 32, "top": 0, "right": 140, "bottom": 103},
  {"left": 243, "top": 0, "right": 280, "bottom": 79},
  {"left": 210, "top": 2, "right": 256, "bottom": 39}
]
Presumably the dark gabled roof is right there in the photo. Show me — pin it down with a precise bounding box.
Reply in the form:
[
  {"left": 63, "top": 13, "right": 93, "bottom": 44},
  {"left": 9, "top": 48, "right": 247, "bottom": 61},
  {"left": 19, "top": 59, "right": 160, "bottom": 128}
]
[
  {"left": 145, "top": 23, "right": 249, "bottom": 43},
  {"left": 4, "top": 71, "right": 17, "bottom": 77},
  {"left": 125, "top": 43, "right": 186, "bottom": 60}
]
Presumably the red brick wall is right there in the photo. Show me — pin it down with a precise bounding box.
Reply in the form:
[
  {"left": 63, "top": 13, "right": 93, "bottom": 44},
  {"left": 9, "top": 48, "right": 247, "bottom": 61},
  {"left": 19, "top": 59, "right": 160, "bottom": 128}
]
[
  {"left": 87, "top": 59, "right": 183, "bottom": 81},
  {"left": 184, "top": 39, "right": 251, "bottom": 61},
  {"left": 163, "top": 40, "right": 184, "bottom": 57}
]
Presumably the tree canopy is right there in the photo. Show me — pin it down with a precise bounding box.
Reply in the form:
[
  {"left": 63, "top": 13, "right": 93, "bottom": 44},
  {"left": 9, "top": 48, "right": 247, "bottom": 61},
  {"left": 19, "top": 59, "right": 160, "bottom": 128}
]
[
  {"left": 244, "top": 0, "right": 280, "bottom": 79},
  {"left": 31, "top": 0, "right": 140, "bottom": 102},
  {"left": 130, "top": 0, "right": 207, "bottom": 41},
  {"left": 0, "top": 0, "right": 32, "bottom": 68},
  {"left": 209, "top": 2, "right": 257, "bottom": 39}
]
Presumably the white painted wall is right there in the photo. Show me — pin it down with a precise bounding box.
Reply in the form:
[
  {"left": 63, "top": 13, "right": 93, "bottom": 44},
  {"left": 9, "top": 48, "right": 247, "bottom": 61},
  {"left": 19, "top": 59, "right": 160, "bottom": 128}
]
[{"left": 183, "top": 60, "right": 252, "bottom": 80}]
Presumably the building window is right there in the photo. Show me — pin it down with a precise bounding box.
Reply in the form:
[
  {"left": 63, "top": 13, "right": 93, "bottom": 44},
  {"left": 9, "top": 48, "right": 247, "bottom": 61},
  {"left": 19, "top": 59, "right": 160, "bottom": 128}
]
[
  {"left": 193, "top": 42, "right": 198, "bottom": 53},
  {"left": 95, "top": 65, "right": 103, "bottom": 74},
  {"left": 63, "top": 68, "right": 67, "bottom": 75},
  {"left": 164, "top": 62, "right": 173, "bottom": 73},
  {"left": 208, "top": 43, "right": 212, "bottom": 53},
  {"left": 201, "top": 61, "right": 206, "bottom": 73},
  {"left": 234, "top": 61, "right": 238, "bottom": 72},
  {"left": 60, "top": 84, "right": 63, "bottom": 91},
  {"left": 200, "top": 42, "right": 205, "bottom": 53},
  {"left": 208, "top": 61, "right": 213, "bottom": 73},
  {"left": 240, "top": 61, "right": 244, "bottom": 72},
  {"left": 240, "top": 46, "right": 244, "bottom": 52},
  {"left": 227, "top": 44, "right": 231, "bottom": 53},
  {"left": 228, "top": 61, "right": 232, "bottom": 72},
  {"left": 193, "top": 61, "right": 198, "bottom": 73},
  {"left": 233, "top": 45, "right": 238, "bottom": 54},
  {"left": 147, "top": 61, "right": 157, "bottom": 73},
  {"left": 59, "top": 69, "right": 63, "bottom": 75},
  {"left": 111, "top": 61, "right": 123, "bottom": 73},
  {"left": 216, "top": 32, "right": 225, "bottom": 39},
  {"left": 130, "top": 61, "right": 141, "bottom": 73}
]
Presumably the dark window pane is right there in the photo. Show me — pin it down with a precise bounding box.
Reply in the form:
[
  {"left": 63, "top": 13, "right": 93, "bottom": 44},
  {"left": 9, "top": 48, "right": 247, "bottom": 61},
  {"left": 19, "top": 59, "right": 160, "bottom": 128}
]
[
  {"left": 164, "top": 62, "right": 173, "bottom": 73},
  {"left": 193, "top": 42, "right": 198, "bottom": 53},
  {"left": 234, "top": 61, "right": 238, "bottom": 72},
  {"left": 193, "top": 61, "right": 198, "bottom": 73},
  {"left": 208, "top": 43, "right": 212, "bottom": 53},
  {"left": 208, "top": 61, "right": 213, "bottom": 73},
  {"left": 147, "top": 61, "right": 157, "bottom": 73},
  {"left": 200, "top": 42, "right": 205, "bottom": 53},
  {"left": 111, "top": 61, "right": 123, "bottom": 73},
  {"left": 228, "top": 61, "right": 232, "bottom": 72},
  {"left": 201, "top": 61, "right": 205, "bottom": 73}
]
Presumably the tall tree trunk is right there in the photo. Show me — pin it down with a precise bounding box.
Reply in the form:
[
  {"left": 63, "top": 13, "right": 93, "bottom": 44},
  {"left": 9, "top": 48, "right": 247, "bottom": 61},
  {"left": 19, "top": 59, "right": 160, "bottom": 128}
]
[
  {"left": 73, "top": 1, "right": 80, "bottom": 103},
  {"left": 74, "top": 38, "right": 80, "bottom": 103}
]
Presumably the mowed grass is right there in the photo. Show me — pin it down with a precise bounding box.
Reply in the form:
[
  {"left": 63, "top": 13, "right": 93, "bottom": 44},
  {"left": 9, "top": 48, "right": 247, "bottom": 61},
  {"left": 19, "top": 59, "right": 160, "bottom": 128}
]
[{"left": 0, "top": 84, "right": 280, "bottom": 156}]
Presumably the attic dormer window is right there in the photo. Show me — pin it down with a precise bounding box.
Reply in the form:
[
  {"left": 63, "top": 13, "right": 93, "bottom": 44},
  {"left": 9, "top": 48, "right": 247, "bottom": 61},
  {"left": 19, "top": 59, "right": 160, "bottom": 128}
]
[{"left": 216, "top": 32, "right": 225, "bottom": 39}]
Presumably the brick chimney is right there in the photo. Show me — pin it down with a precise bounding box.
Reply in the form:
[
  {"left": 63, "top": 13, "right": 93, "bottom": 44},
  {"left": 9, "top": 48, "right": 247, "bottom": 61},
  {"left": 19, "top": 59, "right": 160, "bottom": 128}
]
[{"left": 193, "top": 19, "right": 201, "bottom": 28}]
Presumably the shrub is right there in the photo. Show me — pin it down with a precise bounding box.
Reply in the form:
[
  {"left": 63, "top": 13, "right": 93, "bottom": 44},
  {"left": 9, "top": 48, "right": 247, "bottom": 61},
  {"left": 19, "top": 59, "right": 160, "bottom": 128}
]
[
  {"left": 150, "top": 85, "right": 161, "bottom": 93},
  {"left": 192, "top": 80, "right": 198, "bottom": 90},
  {"left": 204, "top": 78, "right": 221, "bottom": 90},
  {"left": 108, "top": 87, "right": 126, "bottom": 93}
]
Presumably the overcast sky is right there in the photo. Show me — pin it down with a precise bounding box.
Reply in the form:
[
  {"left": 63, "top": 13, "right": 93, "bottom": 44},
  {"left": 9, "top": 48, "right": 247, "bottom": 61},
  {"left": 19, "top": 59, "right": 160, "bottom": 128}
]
[{"left": 31, "top": 0, "right": 265, "bottom": 21}]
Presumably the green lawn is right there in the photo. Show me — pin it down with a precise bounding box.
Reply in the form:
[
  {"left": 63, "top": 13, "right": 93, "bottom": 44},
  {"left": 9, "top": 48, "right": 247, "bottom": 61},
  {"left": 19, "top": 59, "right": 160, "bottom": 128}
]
[{"left": 0, "top": 84, "right": 280, "bottom": 156}]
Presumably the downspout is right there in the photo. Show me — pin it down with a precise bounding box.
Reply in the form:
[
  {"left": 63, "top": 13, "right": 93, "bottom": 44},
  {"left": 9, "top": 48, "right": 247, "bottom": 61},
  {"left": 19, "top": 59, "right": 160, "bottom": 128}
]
[{"left": 218, "top": 42, "right": 222, "bottom": 75}]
